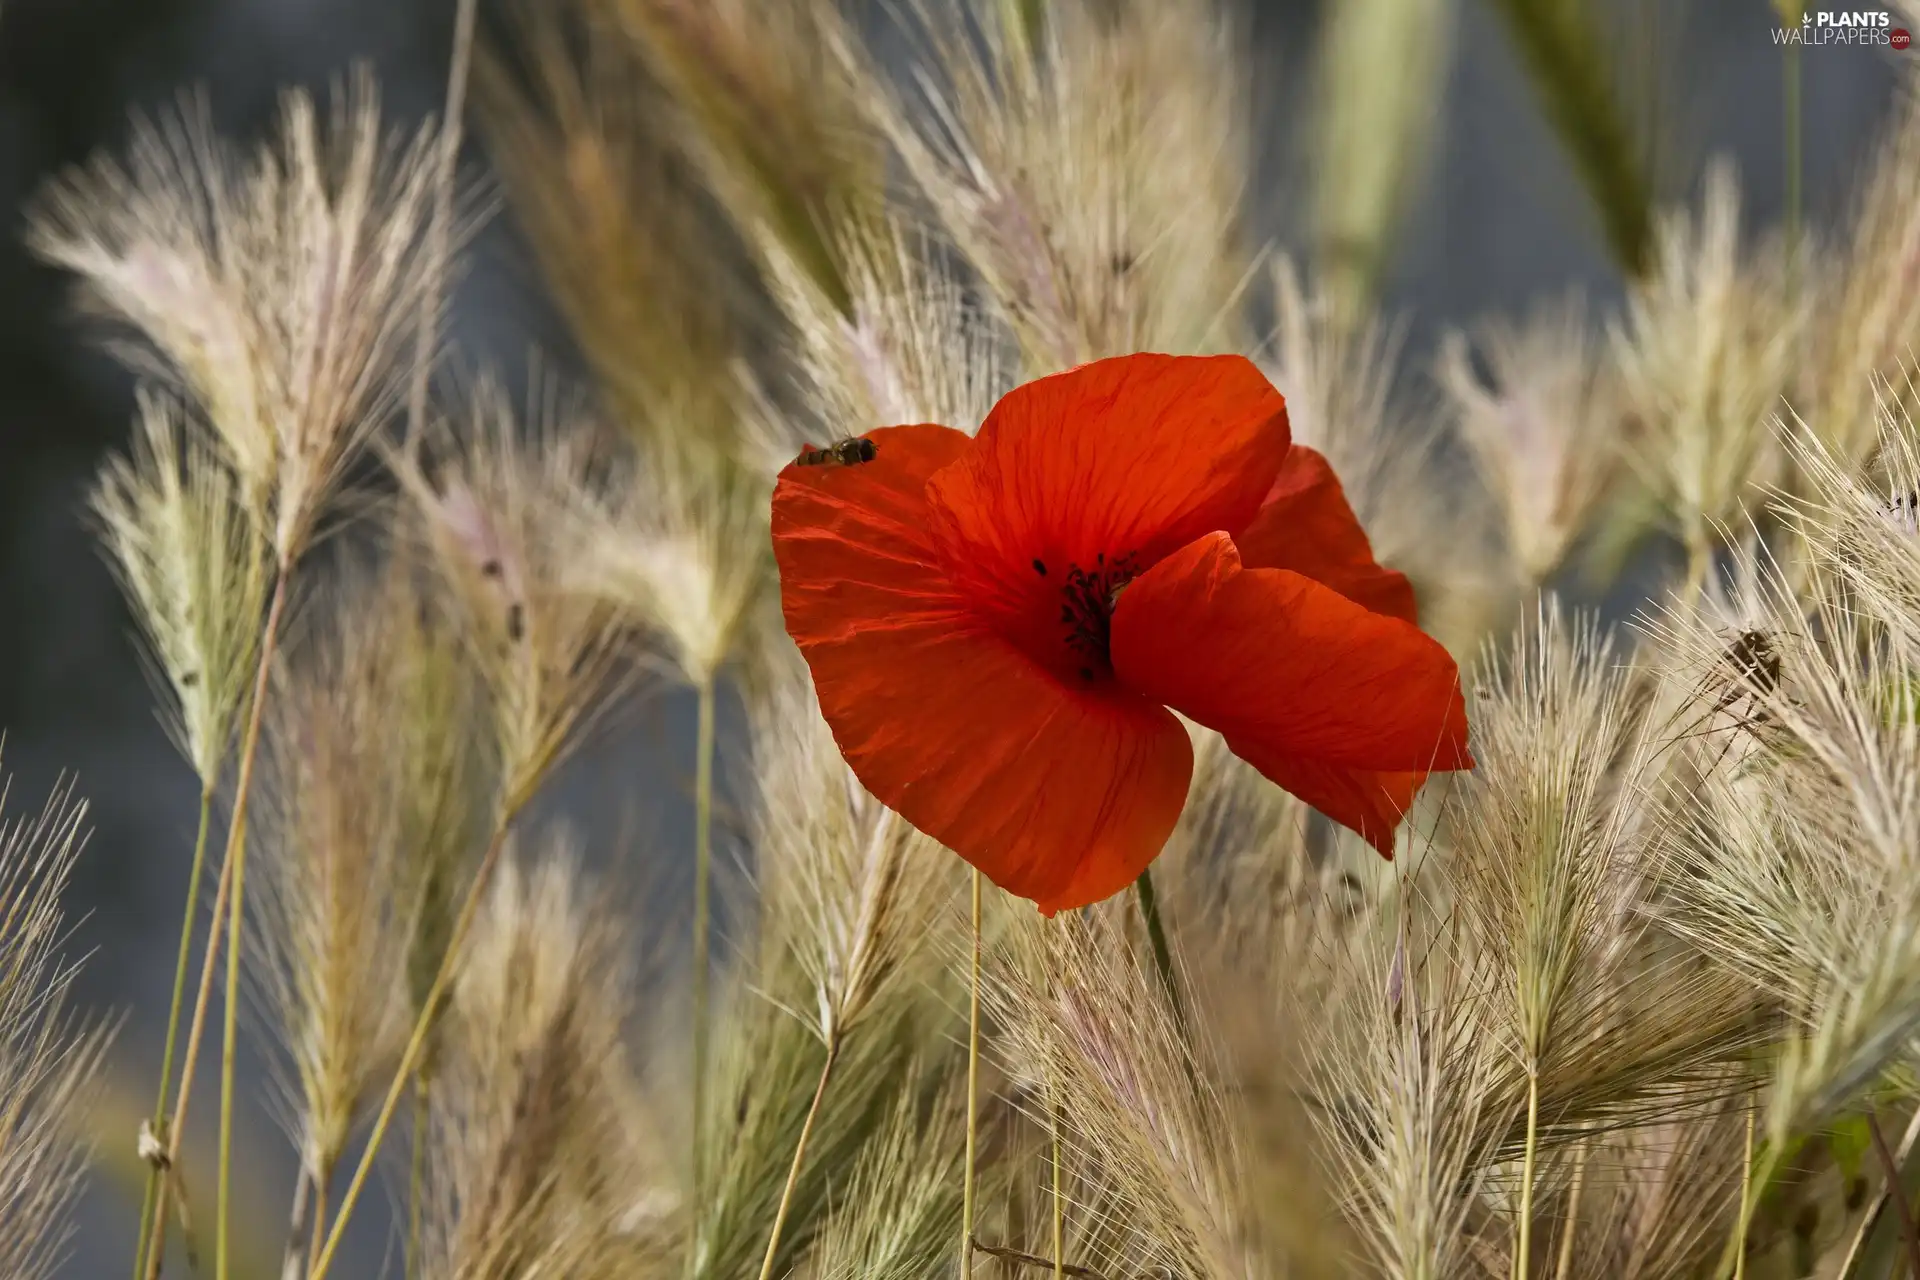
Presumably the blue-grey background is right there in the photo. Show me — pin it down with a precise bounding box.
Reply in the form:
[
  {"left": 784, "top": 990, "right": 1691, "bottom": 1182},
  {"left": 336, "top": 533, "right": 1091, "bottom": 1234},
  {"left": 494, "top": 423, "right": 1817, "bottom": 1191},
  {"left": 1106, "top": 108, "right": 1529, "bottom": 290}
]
[{"left": 0, "top": 0, "right": 1899, "bottom": 1275}]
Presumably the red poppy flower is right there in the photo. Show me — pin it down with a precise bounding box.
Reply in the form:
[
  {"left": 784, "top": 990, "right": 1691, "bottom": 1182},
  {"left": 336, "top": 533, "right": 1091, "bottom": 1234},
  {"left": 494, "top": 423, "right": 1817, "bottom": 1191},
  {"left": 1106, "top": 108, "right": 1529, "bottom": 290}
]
[{"left": 772, "top": 353, "right": 1471, "bottom": 915}]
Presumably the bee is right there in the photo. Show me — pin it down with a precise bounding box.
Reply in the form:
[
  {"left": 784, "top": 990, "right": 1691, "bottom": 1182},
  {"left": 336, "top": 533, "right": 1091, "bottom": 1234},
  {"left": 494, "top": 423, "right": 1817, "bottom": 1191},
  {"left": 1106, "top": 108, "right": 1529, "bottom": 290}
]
[{"left": 796, "top": 436, "right": 877, "bottom": 467}]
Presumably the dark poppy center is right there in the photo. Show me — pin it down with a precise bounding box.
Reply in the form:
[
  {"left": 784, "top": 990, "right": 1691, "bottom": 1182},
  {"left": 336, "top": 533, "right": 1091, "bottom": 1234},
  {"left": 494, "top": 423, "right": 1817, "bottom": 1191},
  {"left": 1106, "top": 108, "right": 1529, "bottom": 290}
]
[{"left": 1054, "top": 551, "right": 1139, "bottom": 680}]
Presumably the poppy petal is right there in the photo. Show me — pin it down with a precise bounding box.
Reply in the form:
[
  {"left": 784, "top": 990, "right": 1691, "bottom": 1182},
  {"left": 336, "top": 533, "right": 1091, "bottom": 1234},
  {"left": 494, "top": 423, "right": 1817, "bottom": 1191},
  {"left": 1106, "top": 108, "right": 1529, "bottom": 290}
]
[
  {"left": 1110, "top": 532, "right": 1471, "bottom": 776},
  {"left": 1251, "top": 759, "right": 1427, "bottom": 858},
  {"left": 1234, "top": 445, "right": 1417, "bottom": 623},
  {"left": 773, "top": 422, "right": 1192, "bottom": 915},
  {"left": 924, "top": 354, "right": 1290, "bottom": 672}
]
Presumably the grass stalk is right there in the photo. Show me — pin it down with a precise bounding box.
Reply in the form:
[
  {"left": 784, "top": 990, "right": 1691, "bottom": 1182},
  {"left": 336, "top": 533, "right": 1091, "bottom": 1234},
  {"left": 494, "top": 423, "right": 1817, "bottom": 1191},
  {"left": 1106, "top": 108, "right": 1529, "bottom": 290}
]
[
  {"left": 1735, "top": 1105, "right": 1758, "bottom": 1274},
  {"left": 1734, "top": 1109, "right": 1755, "bottom": 1280},
  {"left": 1869, "top": 1112, "right": 1920, "bottom": 1279},
  {"left": 279, "top": 1167, "right": 312, "bottom": 1280},
  {"left": 1683, "top": 535, "right": 1713, "bottom": 600},
  {"left": 307, "top": 814, "right": 517, "bottom": 1280},
  {"left": 1516, "top": 1069, "right": 1540, "bottom": 1280},
  {"left": 144, "top": 570, "right": 288, "bottom": 1280},
  {"left": 692, "top": 676, "right": 716, "bottom": 1211},
  {"left": 216, "top": 566, "right": 292, "bottom": 1280},
  {"left": 132, "top": 785, "right": 213, "bottom": 1280},
  {"left": 144, "top": 822, "right": 237, "bottom": 1277},
  {"left": 406, "top": 0, "right": 476, "bottom": 455},
  {"left": 1743, "top": 1113, "right": 1758, "bottom": 1280},
  {"left": 406, "top": 1079, "right": 428, "bottom": 1280},
  {"left": 304, "top": 1161, "right": 332, "bottom": 1278},
  {"left": 754, "top": 1034, "right": 841, "bottom": 1280},
  {"left": 962, "top": 868, "right": 982, "bottom": 1279},
  {"left": 1487, "top": 0, "right": 1654, "bottom": 279},
  {"left": 1553, "top": 1140, "right": 1587, "bottom": 1280}
]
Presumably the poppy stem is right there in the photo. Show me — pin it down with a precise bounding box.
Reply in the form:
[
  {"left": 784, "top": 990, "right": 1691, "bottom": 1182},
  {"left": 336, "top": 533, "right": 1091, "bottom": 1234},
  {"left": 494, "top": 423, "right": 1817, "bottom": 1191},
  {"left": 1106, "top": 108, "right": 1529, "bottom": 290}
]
[
  {"left": 1046, "top": 934, "right": 1064, "bottom": 1280},
  {"left": 1133, "top": 869, "right": 1185, "bottom": 1031},
  {"left": 962, "top": 869, "right": 982, "bottom": 1278}
]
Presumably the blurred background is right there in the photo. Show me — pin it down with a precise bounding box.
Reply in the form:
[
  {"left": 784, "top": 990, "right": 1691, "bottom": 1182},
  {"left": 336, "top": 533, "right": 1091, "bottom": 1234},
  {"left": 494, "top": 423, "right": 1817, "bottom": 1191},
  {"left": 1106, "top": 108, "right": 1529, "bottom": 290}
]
[{"left": 0, "top": 0, "right": 1901, "bottom": 1273}]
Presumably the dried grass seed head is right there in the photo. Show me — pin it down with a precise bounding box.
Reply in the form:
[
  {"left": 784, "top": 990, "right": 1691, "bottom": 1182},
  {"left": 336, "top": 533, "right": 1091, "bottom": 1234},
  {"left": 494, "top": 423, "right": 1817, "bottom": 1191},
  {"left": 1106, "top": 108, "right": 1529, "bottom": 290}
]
[
  {"left": 0, "top": 767, "right": 112, "bottom": 1280},
  {"left": 569, "top": 415, "right": 770, "bottom": 692},
  {"left": 251, "top": 558, "right": 431, "bottom": 1175},
  {"left": 612, "top": 0, "right": 885, "bottom": 315},
  {"left": 1611, "top": 162, "right": 1804, "bottom": 563},
  {"left": 1781, "top": 379, "right": 1920, "bottom": 630},
  {"left": 32, "top": 70, "right": 464, "bottom": 563},
  {"left": 89, "top": 390, "right": 271, "bottom": 787},
  {"left": 1647, "top": 552, "right": 1920, "bottom": 1147},
  {"left": 1448, "top": 603, "right": 1760, "bottom": 1152},
  {"left": 871, "top": 0, "right": 1253, "bottom": 369},
  {"left": 1305, "top": 912, "right": 1500, "bottom": 1280},
  {"left": 425, "top": 839, "right": 643, "bottom": 1280},
  {"left": 475, "top": 3, "right": 755, "bottom": 443},
  {"left": 800, "top": 1065, "right": 967, "bottom": 1280},
  {"left": 1439, "top": 294, "right": 1624, "bottom": 586},
  {"left": 396, "top": 380, "right": 633, "bottom": 813},
  {"left": 750, "top": 657, "right": 959, "bottom": 1045},
  {"left": 985, "top": 908, "right": 1257, "bottom": 1278},
  {"left": 1797, "top": 81, "right": 1920, "bottom": 468},
  {"left": 754, "top": 212, "right": 1012, "bottom": 465}
]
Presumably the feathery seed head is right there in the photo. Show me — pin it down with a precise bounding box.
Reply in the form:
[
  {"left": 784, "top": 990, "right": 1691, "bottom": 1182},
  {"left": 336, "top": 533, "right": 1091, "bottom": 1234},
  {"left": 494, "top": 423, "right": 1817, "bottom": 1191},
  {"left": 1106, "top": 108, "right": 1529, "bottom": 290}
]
[
  {"left": 33, "top": 70, "right": 465, "bottom": 563},
  {"left": 1440, "top": 295, "right": 1625, "bottom": 586},
  {"left": 396, "top": 380, "right": 634, "bottom": 813},
  {"left": 1612, "top": 163, "right": 1804, "bottom": 566},
  {"left": 0, "top": 766, "right": 111, "bottom": 1280},
  {"left": 89, "top": 390, "right": 271, "bottom": 787}
]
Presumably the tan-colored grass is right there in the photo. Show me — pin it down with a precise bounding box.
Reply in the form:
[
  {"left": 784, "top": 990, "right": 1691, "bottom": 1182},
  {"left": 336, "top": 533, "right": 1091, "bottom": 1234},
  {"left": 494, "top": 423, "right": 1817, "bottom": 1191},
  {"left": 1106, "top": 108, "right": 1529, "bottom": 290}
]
[
  {"left": 0, "top": 768, "right": 110, "bottom": 1280},
  {"left": 40, "top": 10, "right": 1920, "bottom": 1280}
]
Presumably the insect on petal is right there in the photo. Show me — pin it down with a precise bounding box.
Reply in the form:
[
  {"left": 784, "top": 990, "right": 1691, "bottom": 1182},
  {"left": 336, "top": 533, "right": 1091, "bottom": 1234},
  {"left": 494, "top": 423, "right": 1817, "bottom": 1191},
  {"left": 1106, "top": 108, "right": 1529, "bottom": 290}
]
[{"left": 772, "top": 421, "right": 1192, "bottom": 914}]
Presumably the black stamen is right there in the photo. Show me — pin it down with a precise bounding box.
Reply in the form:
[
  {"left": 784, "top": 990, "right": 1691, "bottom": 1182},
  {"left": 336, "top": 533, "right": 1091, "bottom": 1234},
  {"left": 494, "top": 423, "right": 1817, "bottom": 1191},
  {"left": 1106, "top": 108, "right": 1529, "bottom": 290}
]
[
  {"left": 1058, "top": 551, "right": 1140, "bottom": 674},
  {"left": 1032, "top": 558, "right": 1048, "bottom": 577},
  {"left": 481, "top": 558, "right": 503, "bottom": 579}
]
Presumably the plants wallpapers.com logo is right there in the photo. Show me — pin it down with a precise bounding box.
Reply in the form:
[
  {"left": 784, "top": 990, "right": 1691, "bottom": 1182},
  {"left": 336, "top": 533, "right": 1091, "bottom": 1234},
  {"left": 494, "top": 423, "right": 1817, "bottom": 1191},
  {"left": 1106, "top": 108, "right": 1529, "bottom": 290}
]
[{"left": 1774, "top": 9, "right": 1913, "bottom": 45}]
